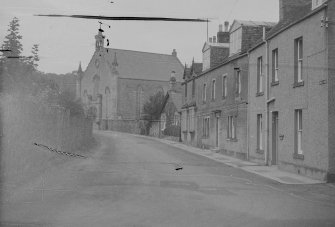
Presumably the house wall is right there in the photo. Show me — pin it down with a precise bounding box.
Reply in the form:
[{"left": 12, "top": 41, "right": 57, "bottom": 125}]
[
  {"left": 248, "top": 44, "right": 267, "bottom": 164},
  {"left": 327, "top": 0, "right": 335, "bottom": 180},
  {"left": 268, "top": 8, "right": 329, "bottom": 180},
  {"left": 196, "top": 55, "right": 249, "bottom": 159},
  {"left": 181, "top": 79, "right": 197, "bottom": 145}
]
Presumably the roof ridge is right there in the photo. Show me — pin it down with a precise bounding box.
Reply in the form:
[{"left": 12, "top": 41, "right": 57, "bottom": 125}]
[{"left": 105, "top": 47, "right": 177, "bottom": 57}]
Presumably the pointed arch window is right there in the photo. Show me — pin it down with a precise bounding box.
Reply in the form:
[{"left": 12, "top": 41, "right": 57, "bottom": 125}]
[
  {"left": 136, "top": 86, "right": 144, "bottom": 119},
  {"left": 93, "top": 74, "right": 100, "bottom": 99},
  {"left": 105, "top": 87, "right": 111, "bottom": 119}
]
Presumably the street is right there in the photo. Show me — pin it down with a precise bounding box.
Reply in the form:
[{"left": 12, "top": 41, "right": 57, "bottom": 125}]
[{"left": 1, "top": 131, "right": 335, "bottom": 227}]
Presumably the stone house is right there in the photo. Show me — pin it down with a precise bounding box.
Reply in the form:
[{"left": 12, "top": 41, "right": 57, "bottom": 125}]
[
  {"left": 77, "top": 28, "right": 184, "bottom": 130},
  {"left": 181, "top": 60, "right": 203, "bottom": 145},
  {"left": 159, "top": 76, "right": 183, "bottom": 137},
  {"left": 248, "top": 0, "right": 335, "bottom": 181},
  {"left": 182, "top": 20, "right": 275, "bottom": 160}
]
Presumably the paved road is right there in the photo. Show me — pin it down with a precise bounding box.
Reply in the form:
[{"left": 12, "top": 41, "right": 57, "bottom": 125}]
[{"left": 1, "top": 131, "right": 335, "bottom": 227}]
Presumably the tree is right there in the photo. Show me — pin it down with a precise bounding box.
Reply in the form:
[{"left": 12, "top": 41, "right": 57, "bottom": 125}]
[
  {"left": 142, "top": 91, "right": 165, "bottom": 120},
  {"left": 26, "top": 44, "right": 39, "bottom": 71},
  {"left": 1, "top": 17, "right": 23, "bottom": 58}
]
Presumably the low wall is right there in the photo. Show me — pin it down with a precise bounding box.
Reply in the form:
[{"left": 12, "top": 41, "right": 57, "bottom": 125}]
[
  {"left": 102, "top": 119, "right": 140, "bottom": 134},
  {"left": 0, "top": 93, "right": 93, "bottom": 188}
]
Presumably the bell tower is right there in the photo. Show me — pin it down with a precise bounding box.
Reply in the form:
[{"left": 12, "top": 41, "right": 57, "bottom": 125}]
[{"left": 95, "top": 27, "right": 105, "bottom": 51}]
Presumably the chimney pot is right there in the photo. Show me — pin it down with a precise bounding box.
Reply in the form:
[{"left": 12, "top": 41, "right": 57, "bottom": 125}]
[
  {"left": 213, "top": 36, "right": 216, "bottom": 43},
  {"left": 219, "top": 24, "right": 223, "bottom": 32},
  {"left": 172, "top": 49, "right": 177, "bottom": 57},
  {"left": 209, "top": 37, "right": 213, "bottom": 43}
]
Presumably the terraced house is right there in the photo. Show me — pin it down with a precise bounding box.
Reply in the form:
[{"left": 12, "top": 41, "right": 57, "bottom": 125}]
[
  {"left": 248, "top": 0, "right": 335, "bottom": 181},
  {"left": 181, "top": 0, "right": 335, "bottom": 182},
  {"left": 181, "top": 20, "right": 274, "bottom": 160}
]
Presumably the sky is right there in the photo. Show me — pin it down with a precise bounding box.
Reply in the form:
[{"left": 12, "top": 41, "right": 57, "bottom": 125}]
[{"left": 0, "top": 0, "right": 279, "bottom": 74}]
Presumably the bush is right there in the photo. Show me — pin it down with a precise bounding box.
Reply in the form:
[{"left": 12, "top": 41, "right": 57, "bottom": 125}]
[{"left": 163, "top": 125, "right": 181, "bottom": 137}]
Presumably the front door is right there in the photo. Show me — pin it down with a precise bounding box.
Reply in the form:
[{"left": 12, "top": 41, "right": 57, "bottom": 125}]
[
  {"left": 272, "top": 112, "right": 278, "bottom": 165},
  {"left": 216, "top": 117, "right": 219, "bottom": 148}
]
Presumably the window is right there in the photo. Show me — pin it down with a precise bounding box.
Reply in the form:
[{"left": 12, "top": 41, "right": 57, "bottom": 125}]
[
  {"left": 161, "top": 113, "right": 166, "bottom": 131},
  {"left": 92, "top": 74, "right": 100, "bottom": 99},
  {"left": 235, "top": 69, "right": 241, "bottom": 97},
  {"left": 186, "top": 110, "right": 190, "bottom": 131},
  {"left": 295, "top": 37, "right": 303, "bottom": 84},
  {"left": 257, "top": 57, "right": 263, "bottom": 94},
  {"left": 203, "top": 116, "right": 210, "bottom": 138},
  {"left": 192, "top": 80, "right": 195, "bottom": 98},
  {"left": 227, "top": 116, "right": 236, "bottom": 139},
  {"left": 184, "top": 83, "right": 188, "bottom": 98},
  {"left": 203, "top": 83, "right": 207, "bottom": 102},
  {"left": 295, "top": 109, "right": 303, "bottom": 156},
  {"left": 257, "top": 114, "right": 263, "bottom": 151},
  {"left": 222, "top": 74, "right": 227, "bottom": 99},
  {"left": 174, "top": 112, "right": 180, "bottom": 126},
  {"left": 272, "top": 49, "right": 279, "bottom": 83},
  {"left": 211, "top": 79, "right": 216, "bottom": 100}
]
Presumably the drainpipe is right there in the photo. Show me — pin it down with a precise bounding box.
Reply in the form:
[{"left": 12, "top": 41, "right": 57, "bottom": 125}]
[{"left": 265, "top": 34, "right": 270, "bottom": 166}]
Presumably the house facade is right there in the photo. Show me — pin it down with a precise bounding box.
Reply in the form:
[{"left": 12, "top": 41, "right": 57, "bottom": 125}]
[{"left": 248, "top": 0, "right": 335, "bottom": 181}]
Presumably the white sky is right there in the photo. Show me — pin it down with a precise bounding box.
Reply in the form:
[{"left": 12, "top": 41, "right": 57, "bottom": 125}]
[{"left": 0, "top": 0, "right": 279, "bottom": 74}]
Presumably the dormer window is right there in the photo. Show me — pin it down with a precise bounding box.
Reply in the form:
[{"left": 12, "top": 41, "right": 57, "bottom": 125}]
[{"left": 230, "top": 27, "right": 242, "bottom": 55}]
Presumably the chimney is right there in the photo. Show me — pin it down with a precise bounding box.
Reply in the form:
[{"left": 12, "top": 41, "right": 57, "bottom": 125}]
[
  {"left": 213, "top": 36, "right": 216, "bottom": 43},
  {"left": 279, "top": 0, "right": 311, "bottom": 21},
  {"left": 219, "top": 24, "right": 223, "bottom": 32},
  {"left": 224, "top": 21, "right": 229, "bottom": 32},
  {"left": 172, "top": 49, "right": 177, "bottom": 57},
  {"left": 217, "top": 21, "right": 230, "bottom": 43}
]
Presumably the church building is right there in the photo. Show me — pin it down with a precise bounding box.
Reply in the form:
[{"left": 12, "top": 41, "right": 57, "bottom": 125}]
[{"left": 76, "top": 28, "right": 184, "bottom": 130}]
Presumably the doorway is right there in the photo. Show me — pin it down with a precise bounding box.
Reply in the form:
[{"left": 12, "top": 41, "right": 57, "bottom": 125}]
[
  {"left": 272, "top": 112, "right": 279, "bottom": 165},
  {"left": 215, "top": 117, "right": 219, "bottom": 148}
]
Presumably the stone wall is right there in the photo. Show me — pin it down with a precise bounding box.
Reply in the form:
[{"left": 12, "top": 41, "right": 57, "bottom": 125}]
[{"left": 0, "top": 94, "right": 93, "bottom": 189}]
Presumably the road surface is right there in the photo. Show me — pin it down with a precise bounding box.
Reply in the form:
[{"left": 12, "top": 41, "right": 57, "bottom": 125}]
[{"left": 1, "top": 131, "right": 335, "bottom": 227}]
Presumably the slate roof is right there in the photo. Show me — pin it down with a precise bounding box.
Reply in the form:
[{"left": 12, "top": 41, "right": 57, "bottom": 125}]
[
  {"left": 168, "top": 91, "right": 183, "bottom": 111},
  {"left": 230, "top": 20, "right": 277, "bottom": 32},
  {"left": 160, "top": 91, "right": 183, "bottom": 114},
  {"left": 102, "top": 48, "right": 184, "bottom": 82}
]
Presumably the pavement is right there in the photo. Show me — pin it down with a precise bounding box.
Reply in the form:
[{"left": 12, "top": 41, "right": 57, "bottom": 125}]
[{"left": 133, "top": 134, "right": 326, "bottom": 185}]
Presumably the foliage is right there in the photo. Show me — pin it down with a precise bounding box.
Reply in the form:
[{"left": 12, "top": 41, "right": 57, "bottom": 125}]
[
  {"left": 0, "top": 17, "right": 84, "bottom": 118},
  {"left": 163, "top": 125, "right": 181, "bottom": 137},
  {"left": 57, "top": 90, "right": 85, "bottom": 117},
  {"left": 142, "top": 91, "right": 165, "bottom": 120}
]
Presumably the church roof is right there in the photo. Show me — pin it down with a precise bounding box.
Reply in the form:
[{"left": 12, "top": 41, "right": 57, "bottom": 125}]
[{"left": 102, "top": 48, "right": 184, "bottom": 82}]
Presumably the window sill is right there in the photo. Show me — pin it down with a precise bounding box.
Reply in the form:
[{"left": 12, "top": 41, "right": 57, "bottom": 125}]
[
  {"left": 293, "top": 153, "right": 304, "bottom": 160},
  {"left": 293, "top": 81, "right": 304, "bottom": 88},
  {"left": 227, "top": 138, "right": 238, "bottom": 142},
  {"left": 256, "top": 92, "right": 264, "bottom": 97},
  {"left": 182, "top": 130, "right": 188, "bottom": 133},
  {"left": 271, "top": 81, "right": 279, "bottom": 87},
  {"left": 256, "top": 149, "right": 264, "bottom": 155}
]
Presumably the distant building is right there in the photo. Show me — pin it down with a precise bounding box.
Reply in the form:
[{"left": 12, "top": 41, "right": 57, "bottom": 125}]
[{"left": 77, "top": 28, "right": 184, "bottom": 130}]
